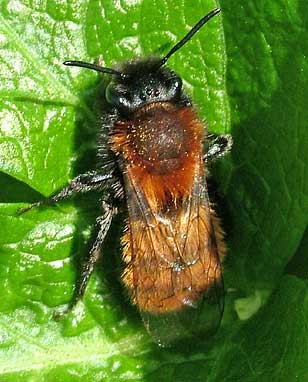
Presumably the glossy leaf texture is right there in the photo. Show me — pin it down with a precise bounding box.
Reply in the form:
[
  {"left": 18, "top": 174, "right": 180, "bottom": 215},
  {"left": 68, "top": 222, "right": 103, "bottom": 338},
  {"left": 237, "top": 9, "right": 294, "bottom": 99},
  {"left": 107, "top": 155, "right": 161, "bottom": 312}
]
[{"left": 0, "top": 0, "right": 308, "bottom": 381}]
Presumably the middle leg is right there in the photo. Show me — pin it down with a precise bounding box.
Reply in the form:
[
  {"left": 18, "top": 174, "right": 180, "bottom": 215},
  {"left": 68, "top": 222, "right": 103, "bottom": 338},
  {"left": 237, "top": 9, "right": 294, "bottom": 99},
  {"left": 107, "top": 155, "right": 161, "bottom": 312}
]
[
  {"left": 203, "top": 133, "right": 233, "bottom": 163},
  {"left": 18, "top": 171, "right": 114, "bottom": 214}
]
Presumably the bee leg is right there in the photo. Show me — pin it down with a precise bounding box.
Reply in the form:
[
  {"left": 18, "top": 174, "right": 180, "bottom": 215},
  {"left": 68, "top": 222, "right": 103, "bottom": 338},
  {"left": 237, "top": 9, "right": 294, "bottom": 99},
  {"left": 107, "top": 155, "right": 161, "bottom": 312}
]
[
  {"left": 204, "top": 133, "right": 233, "bottom": 162},
  {"left": 18, "top": 171, "right": 114, "bottom": 214},
  {"left": 55, "top": 201, "right": 117, "bottom": 319}
]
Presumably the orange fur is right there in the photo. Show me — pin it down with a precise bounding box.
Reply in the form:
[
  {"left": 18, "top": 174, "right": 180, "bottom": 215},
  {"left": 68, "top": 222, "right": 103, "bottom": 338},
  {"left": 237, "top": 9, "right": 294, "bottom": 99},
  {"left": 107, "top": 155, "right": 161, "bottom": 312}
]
[
  {"left": 121, "top": 202, "right": 225, "bottom": 314},
  {"left": 111, "top": 102, "right": 225, "bottom": 314},
  {"left": 110, "top": 104, "right": 203, "bottom": 211}
]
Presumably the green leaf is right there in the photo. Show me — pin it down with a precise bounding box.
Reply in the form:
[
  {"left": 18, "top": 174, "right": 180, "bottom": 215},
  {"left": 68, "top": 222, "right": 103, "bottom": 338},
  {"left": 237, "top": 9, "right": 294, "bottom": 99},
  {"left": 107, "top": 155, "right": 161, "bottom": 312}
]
[
  {"left": 144, "top": 276, "right": 308, "bottom": 382},
  {"left": 216, "top": 276, "right": 308, "bottom": 382},
  {"left": 0, "top": 0, "right": 308, "bottom": 380},
  {"left": 217, "top": 0, "right": 308, "bottom": 296}
]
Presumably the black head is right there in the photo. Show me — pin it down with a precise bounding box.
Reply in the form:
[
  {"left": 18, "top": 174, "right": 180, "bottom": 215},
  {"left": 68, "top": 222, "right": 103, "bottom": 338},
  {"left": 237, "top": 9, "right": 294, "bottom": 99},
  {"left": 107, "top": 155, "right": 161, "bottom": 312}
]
[
  {"left": 64, "top": 8, "right": 220, "bottom": 115},
  {"left": 105, "top": 58, "right": 182, "bottom": 113}
]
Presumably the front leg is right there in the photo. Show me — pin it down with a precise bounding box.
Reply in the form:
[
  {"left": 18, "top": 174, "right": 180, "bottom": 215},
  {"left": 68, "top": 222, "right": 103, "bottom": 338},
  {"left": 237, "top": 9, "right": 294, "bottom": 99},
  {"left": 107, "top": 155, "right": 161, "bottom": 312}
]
[
  {"left": 18, "top": 171, "right": 114, "bottom": 214},
  {"left": 203, "top": 133, "right": 233, "bottom": 163}
]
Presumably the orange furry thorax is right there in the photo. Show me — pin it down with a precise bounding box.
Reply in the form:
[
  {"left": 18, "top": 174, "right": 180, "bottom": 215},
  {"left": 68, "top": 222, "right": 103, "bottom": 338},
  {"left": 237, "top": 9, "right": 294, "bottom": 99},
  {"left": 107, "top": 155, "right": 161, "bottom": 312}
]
[{"left": 110, "top": 103, "right": 204, "bottom": 209}]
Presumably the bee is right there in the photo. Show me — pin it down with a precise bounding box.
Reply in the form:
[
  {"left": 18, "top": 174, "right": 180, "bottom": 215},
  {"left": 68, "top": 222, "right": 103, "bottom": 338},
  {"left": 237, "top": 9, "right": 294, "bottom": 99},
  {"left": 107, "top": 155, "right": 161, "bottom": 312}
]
[{"left": 19, "top": 8, "right": 232, "bottom": 346}]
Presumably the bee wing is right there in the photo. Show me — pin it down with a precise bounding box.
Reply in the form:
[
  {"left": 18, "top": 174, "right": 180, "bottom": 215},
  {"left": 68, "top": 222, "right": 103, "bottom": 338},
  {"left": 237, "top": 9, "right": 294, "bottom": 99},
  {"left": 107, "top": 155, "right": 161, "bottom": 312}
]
[{"left": 122, "top": 159, "right": 225, "bottom": 346}]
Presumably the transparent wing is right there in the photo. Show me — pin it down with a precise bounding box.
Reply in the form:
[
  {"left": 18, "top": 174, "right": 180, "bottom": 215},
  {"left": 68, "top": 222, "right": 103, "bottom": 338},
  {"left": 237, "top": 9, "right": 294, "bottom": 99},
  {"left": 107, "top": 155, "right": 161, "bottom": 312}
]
[{"left": 122, "top": 159, "right": 225, "bottom": 346}]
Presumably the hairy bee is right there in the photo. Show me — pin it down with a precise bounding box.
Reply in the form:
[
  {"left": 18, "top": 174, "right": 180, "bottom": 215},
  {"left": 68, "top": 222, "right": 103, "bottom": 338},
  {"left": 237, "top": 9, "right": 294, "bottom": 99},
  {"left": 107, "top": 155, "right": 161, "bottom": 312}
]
[{"left": 19, "top": 8, "right": 232, "bottom": 346}]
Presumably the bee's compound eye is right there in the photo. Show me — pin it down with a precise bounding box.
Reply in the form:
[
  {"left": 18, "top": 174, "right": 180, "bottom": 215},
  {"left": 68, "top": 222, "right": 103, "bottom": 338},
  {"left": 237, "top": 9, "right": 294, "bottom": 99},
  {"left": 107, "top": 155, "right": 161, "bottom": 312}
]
[
  {"left": 171, "top": 77, "right": 182, "bottom": 91},
  {"left": 167, "top": 76, "right": 182, "bottom": 99},
  {"left": 106, "top": 83, "right": 118, "bottom": 106},
  {"left": 106, "top": 83, "right": 131, "bottom": 109}
]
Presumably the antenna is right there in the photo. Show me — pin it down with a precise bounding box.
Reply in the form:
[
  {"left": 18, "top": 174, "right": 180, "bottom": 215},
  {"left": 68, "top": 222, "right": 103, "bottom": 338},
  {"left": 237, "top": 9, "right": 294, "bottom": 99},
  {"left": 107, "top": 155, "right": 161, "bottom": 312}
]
[
  {"left": 64, "top": 9, "right": 221, "bottom": 78},
  {"left": 63, "top": 60, "right": 128, "bottom": 79},
  {"left": 157, "top": 8, "right": 221, "bottom": 68}
]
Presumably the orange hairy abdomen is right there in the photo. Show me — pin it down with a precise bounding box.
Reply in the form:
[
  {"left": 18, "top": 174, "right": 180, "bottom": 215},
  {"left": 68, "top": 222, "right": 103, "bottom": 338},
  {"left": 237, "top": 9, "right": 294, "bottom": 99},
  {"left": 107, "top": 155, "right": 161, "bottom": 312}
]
[
  {"left": 111, "top": 103, "right": 224, "bottom": 314},
  {"left": 121, "top": 206, "right": 225, "bottom": 314}
]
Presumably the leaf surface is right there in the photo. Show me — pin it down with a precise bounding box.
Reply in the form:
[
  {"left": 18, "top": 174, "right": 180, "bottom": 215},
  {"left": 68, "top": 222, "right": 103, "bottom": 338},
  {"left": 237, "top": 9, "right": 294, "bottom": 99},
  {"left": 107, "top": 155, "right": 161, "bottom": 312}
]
[{"left": 0, "top": 0, "right": 307, "bottom": 380}]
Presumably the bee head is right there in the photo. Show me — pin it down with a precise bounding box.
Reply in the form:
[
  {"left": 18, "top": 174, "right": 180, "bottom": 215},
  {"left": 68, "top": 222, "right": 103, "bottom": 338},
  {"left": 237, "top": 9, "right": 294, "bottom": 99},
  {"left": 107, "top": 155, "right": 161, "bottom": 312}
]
[
  {"left": 63, "top": 8, "right": 220, "bottom": 115},
  {"left": 105, "top": 58, "right": 182, "bottom": 114}
]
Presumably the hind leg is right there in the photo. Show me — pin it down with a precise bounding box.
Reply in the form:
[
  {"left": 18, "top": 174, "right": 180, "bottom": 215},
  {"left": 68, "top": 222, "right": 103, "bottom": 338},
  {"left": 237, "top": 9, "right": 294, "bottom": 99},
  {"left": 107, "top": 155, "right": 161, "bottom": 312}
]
[{"left": 55, "top": 201, "right": 118, "bottom": 317}]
